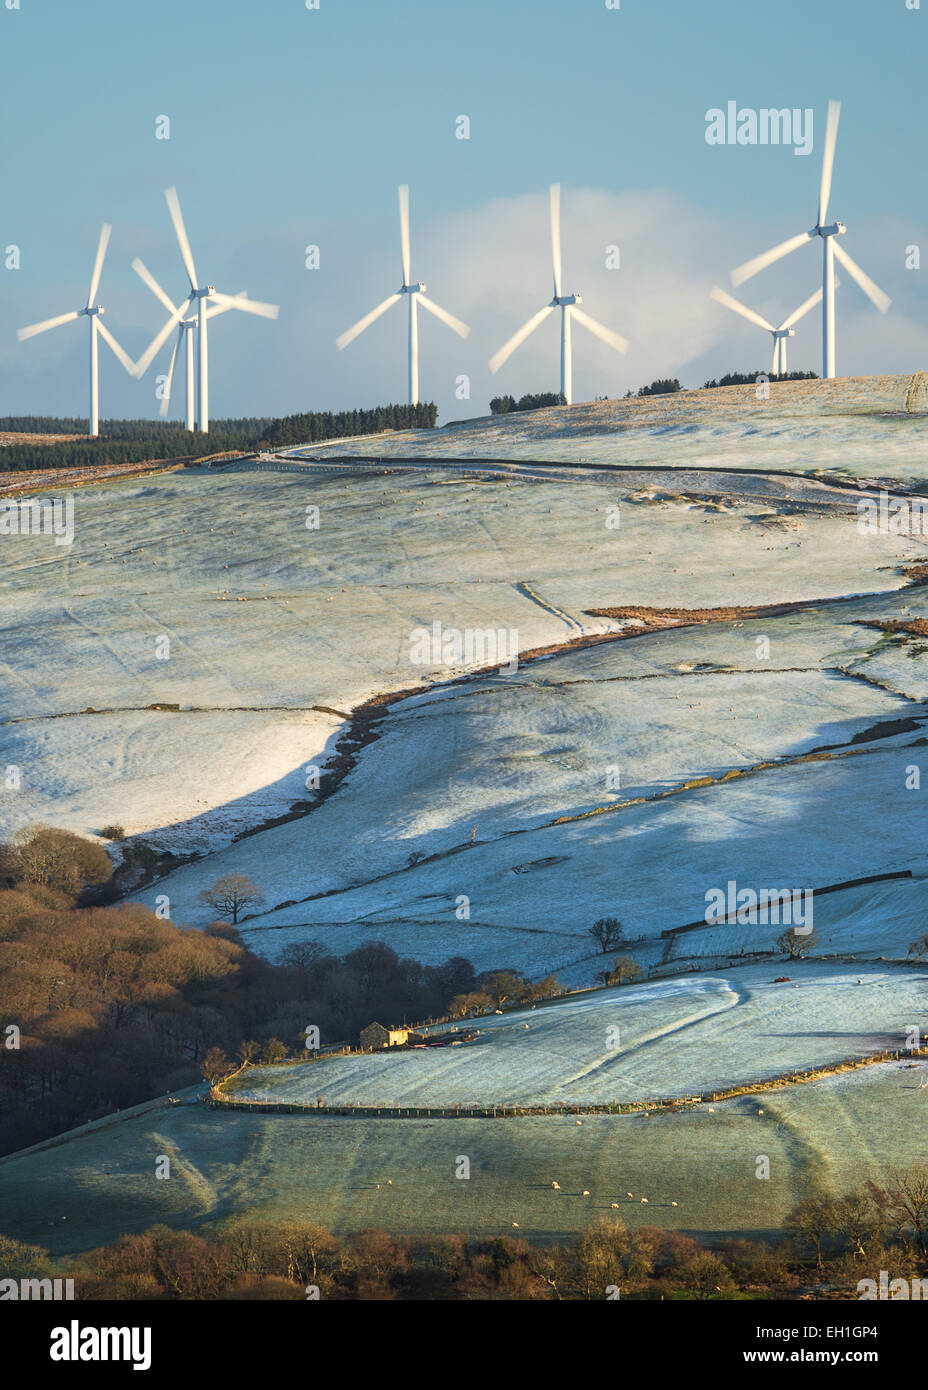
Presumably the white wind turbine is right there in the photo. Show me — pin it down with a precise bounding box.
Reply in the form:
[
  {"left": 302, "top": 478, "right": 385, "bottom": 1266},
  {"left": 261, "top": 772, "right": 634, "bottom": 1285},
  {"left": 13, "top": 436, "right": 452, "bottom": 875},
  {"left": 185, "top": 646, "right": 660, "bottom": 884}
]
[
  {"left": 336, "top": 184, "right": 470, "bottom": 406},
  {"left": 132, "top": 257, "right": 250, "bottom": 431},
  {"left": 489, "top": 184, "right": 628, "bottom": 406},
  {"left": 730, "top": 101, "right": 890, "bottom": 380},
  {"left": 710, "top": 284, "right": 826, "bottom": 376},
  {"left": 17, "top": 224, "right": 135, "bottom": 437},
  {"left": 134, "top": 188, "right": 279, "bottom": 434}
]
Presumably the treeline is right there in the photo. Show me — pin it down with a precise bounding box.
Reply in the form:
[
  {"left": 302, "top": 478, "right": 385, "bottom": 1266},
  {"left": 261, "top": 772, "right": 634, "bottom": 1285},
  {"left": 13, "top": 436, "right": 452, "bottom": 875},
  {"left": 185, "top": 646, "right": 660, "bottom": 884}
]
[
  {"left": 702, "top": 370, "right": 818, "bottom": 388},
  {"left": 636, "top": 378, "right": 681, "bottom": 397},
  {"left": 490, "top": 392, "right": 566, "bottom": 414},
  {"left": 0, "top": 403, "right": 437, "bottom": 471},
  {"left": 0, "top": 825, "right": 518, "bottom": 1154},
  {"left": 5, "top": 1164, "right": 927, "bottom": 1298}
]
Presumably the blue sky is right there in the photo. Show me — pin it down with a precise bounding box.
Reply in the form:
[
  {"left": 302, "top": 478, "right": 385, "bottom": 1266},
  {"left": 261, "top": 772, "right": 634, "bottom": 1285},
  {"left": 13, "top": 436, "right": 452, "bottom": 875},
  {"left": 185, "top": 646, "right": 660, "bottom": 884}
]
[{"left": 2, "top": 0, "right": 925, "bottom": 422}]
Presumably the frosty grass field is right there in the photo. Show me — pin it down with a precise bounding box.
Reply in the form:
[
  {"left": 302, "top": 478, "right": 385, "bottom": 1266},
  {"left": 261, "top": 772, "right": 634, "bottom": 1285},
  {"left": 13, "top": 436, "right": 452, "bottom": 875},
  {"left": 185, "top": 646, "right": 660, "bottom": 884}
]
[{"left": 2, "top": 376, "right": 927, "bottom": 1251}]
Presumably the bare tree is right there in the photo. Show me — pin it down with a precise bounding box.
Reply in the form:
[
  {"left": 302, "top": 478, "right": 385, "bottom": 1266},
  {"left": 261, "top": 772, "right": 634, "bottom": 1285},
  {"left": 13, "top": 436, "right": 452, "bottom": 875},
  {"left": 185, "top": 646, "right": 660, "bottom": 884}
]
[
  {"left": 201, "top": 1047, "right": 237, "bottom": 1087},
  {"left": 588, "top": 917, "right": 624, "bottom": 954},
  {"left": 886, "top": 1164, "right": 928, "bottom": 1256},
  {"left": 784, "top": 1193, "right": 840, "bottom": 1269},
  {"left": 199, "top": 873, "right": 262, "bottom": 924},
  {"left": 777, "top": 927, "right": 818, "bottom": 959}
]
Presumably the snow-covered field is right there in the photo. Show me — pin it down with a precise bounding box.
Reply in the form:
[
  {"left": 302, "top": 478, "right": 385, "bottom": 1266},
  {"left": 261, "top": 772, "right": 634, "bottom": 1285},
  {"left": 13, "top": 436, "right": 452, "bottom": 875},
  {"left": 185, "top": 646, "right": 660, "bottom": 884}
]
[
  {"left": 2, "top": 375, "right": 927, "bottom": 1252},
  {"left": 231, "top": 963, "right": 927, "bottom": 1107}
]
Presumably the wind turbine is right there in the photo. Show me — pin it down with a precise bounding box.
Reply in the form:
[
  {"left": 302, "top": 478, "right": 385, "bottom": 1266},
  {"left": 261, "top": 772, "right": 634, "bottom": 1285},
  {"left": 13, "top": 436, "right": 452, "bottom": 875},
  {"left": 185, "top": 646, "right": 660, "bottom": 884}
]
[
  {"left": 134, "top": 188, "right": 279, "bottom": 434},
  {"left": 336, "top": 184, "right": 470, "bottom": 406},
  {"left": 17, "top": 224, "right": 135, "bottom": 437},
  {"left": 489, "top": 184, "right": 628, "bottom": 406},
  {"left": 132, "top": 257, "right": 250, "bottom": 430},
  {"left": 710, "top": 284, "right": 826, "bottom": 376},
  {"left": 730, "top": 101, "right": 890, "bottom": 380}
]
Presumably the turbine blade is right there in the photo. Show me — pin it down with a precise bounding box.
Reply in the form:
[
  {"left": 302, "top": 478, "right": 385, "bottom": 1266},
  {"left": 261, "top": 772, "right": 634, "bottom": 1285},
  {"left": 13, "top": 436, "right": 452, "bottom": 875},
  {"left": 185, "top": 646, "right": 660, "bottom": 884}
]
[
  {"left": 165, "top": 187, "right": 198, "bottom": 289},
  {"left": 488, "top": 304, "right": 554, "bottom": 373},
  {"left": 550, "top": 183, "right": 562, "bottom": 299},
  {"left": 87, "top": 223, "right": 112, "bottom": 308},
  {"left": 17, "top": 310, "right": 80, "bottom": 341},
  {"left": 134, "top": 298, "right": 192, "bottom": 377},
  {"left": 731, "top": 231, "right": 812, "bottom": 286},
  {"left": 210, "top": 290, "right": 279, "bottom": 320},
  {"left": 818, "top": 99, "right": 841, "bottom": 228},
  {"left": 417, "top": 293, "right": 470, "bottom": 338},
  {"left": 398, "top": 184, "right": 411, "bottom": 285},
  {"left": 832, "top": 241, "right": 891, "bottom": 314},
  {"left": 96, "top": 319, "right": 136, "bottom": 375},
  {"left": 132, "top": 257, "right": 179, "bottom": 316},
  {"left": 336, "top": 293, "right": 402, "bottom": 349},
  {"left": 779, "top": 285, "right": 823, "bottom": 330},
  {"left": 571, "top": 305, "right": 629, "bottom": 354},
  {"left": 159, "top": 331, "right": 180, "bottom": 416},
  {"left": 710, "top": 285, "right": 776, "bottom": 333},
  {"left": 205, "top": 290, "right": 248, "bottom": 320}
]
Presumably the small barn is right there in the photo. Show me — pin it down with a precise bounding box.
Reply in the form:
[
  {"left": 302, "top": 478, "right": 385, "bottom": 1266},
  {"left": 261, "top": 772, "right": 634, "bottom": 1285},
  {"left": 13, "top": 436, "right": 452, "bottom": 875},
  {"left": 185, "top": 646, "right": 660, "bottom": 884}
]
[{"left": 360, "top": 1022, "right": 417, "bottom": 1051}]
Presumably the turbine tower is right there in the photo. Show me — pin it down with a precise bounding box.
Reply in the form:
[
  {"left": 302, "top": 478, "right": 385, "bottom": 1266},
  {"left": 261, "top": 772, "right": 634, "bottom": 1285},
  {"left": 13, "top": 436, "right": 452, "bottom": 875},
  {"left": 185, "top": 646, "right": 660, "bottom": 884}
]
[
  {"left": 132, "top": 257, "right": 249, "bottom": 430},
  {"left": 730, "top": 101, "right": 890, "bottom": 380},
  {"left": 489, "top": 184, "right": 628, "bottom": 406},
  {"left": 17, "top": 224, "right": 135, "bottom": 437},
  {"left": 336, "top": 184, "right": 470, "bottom": 406},
  {"left": 710, "top": 284, "right": 825, "bottom": 376},
  {"left": 134, "top": 188, "right": 279, "bottom": 434}
]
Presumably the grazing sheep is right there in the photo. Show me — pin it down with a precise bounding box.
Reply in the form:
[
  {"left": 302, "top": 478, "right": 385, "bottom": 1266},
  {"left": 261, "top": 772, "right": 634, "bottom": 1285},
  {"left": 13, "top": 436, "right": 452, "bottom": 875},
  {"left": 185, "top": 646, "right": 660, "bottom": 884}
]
[
  {"left": 671, "top": 1201, "right": 679, "bottom": 1207},
  {"left": 575, "top": 1120, "right": 583, "bottom": 1126},
  {"left": 582, "top": 1190, "right": 590, "bottom": 1197},
  {"left": 611, "top": 1202, "right": 620, "bottom": 1209},
  {"left": 640, "top": 1197, "right": 649, "bottom": 1204},
  {"left": 626, "top": 1192, "right": 633, "bottom": 1198},
  {"left": 551, "top": 1181, "right": 561, "bottom": 1190},
  {"left": 511, "top": 1222, "right": 520, "bottom": 1228}
]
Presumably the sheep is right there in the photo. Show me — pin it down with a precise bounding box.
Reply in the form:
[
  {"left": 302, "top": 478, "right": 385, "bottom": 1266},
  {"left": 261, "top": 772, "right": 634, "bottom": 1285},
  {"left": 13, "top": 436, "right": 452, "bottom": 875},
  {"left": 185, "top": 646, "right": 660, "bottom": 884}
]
[
  {"left": 640, "top": 1197, "right": 649, "bottom": 1204},
  {"left": 551, "top": 1181, "right": 561, "bottom": 1190},
  {"left": 582, "top": 1190, "right": 591, "bottom": 1197},
  {"left": 511, "top": 1221, "right": 520, "bottom": 1228},
  {"left": 575, "top": 1119, "right": 583, "bottom": 1126},
  {"left": 671, "top": 1201, "right": 679, "bottom": 1208},
  {"left": 626, "top": 1192, "right": 634, "bottom": 1198},
  {"left": 610, "top": 1202, "right": 620, "bottom": 1209}
]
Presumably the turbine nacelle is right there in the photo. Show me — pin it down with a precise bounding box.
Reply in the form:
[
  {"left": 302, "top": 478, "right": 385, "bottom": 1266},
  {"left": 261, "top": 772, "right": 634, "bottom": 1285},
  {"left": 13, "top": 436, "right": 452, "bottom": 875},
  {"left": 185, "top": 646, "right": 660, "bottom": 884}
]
[
  {"left": 773, "top": 327, "right": 795, "bottom": 340},
  {"left": 79, "top": 305, "right": 104, "bottom": 317},
  {"left": 552, "top": 292, "right": 582, "bottom": 307},
  {"left": 401, "top": 281, "right": 426, "bottom": 295},
  {"left": 812, "top": 221, "right": 846, "bottom": 239},
  {"left": 193, "top": 285, "right": 215, "bottom": 300}
]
